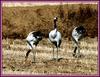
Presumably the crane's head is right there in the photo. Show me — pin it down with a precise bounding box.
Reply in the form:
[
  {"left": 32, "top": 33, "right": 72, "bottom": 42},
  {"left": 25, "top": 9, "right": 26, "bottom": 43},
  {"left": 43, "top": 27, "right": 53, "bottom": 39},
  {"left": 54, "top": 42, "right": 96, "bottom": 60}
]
[
  {"left": 76, "top": 26, "right": 86, "bottom": 34},
  {"left": 37, "top": 31, "right": 43, "bottom": 40},
  {"left": 54, "top": 17, "right": 58, "bottom": 22},
  {"left": 32, "top": 31, "right": 43, "bottom": 41}
]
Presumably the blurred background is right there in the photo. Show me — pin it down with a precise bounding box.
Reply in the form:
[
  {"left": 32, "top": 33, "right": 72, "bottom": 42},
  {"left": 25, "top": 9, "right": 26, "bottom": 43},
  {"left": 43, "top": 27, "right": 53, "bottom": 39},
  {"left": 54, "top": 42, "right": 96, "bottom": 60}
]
[{"left": 2, "top": 2, "right": 98, "bottom": 39}]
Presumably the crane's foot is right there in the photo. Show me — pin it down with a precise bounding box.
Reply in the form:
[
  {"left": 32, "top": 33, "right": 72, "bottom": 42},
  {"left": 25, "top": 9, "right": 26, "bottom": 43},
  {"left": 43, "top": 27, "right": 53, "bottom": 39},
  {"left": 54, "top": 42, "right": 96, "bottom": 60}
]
[
  {"left": 72, "top": 53, "right": 76, "bottom": 57},
  {"left": 51, "top": 58, "right": 62, "bottom": 62},
  {"left": 52, "top": 58, "right": 56, "bottom": 60},
  {"left": 58, "top": 58, "right": 63, "bottom": 61},
  {"left": 73, "top": 53, "right": 81, "bottom": 58},
  {"left": 52, "top": 58, "right": 59, "bottom": 61},
  {"left": 75, "top": 54, "right": 81, "bottom": 58},
  {"left": 56, "top": 59, "right": 60, "bottom": 62},
  {"left": 24, "top": 57, "right": 28, "bottom": 62},
  {"left": 32, "top": 59, "right": 36, "bottom": 63},
  {"left": 32, "top": 61, "right": 36, "bottom": 63}
]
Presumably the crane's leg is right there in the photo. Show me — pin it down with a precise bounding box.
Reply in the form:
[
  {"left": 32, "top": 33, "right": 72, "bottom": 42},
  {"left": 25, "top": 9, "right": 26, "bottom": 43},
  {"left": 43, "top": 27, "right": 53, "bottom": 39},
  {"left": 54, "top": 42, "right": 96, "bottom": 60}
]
[
  {"left": 77, "top": 45, "right": 81, "bottom": 58},
  {"left": 25, "top": 49, "right": 31, "bottom": 61},
  {"left": 72, "top": 37, "right": 77, "bottom": 57},
  {"left": 74, "top": 43, "right": 81, "bottom": 58},
  {"left": 32, "top": 45, "right": 36, "bottom": 63},
  {"left": 72, "top": 40, "right": 78, "bottom": 57},
  {"left": 52, "top": 46, "right": 55, "bottom": 60},
  {"left": 56, "top": 47, "right": 58, "bottom": 61},
  {"left": 73, "top": 47, "right": 77, "bottom": 57},
  {"left": 25, "top": 41, "right": 32, "bottom": 61}
]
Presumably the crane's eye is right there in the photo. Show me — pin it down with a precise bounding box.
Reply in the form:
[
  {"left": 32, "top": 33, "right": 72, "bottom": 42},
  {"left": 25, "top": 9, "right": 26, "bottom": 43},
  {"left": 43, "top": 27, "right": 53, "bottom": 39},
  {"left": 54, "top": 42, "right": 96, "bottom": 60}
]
[{"left": 79, "top": 30, "right": 82, "bottom": 34}]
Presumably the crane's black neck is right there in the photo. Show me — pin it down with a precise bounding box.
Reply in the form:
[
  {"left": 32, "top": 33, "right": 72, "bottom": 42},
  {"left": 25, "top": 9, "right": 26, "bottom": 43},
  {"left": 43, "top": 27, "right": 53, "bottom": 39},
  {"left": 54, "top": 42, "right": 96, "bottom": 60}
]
[{"left": 54, "top": 20, "right": 57, "bottom": 29}]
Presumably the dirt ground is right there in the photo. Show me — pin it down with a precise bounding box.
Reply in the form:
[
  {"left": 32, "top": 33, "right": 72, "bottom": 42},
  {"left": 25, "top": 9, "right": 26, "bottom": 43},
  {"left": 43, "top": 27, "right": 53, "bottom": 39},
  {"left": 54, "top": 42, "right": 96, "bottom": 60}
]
[{"left": 2, "top": 37, "right": 98, "bottom": 76}]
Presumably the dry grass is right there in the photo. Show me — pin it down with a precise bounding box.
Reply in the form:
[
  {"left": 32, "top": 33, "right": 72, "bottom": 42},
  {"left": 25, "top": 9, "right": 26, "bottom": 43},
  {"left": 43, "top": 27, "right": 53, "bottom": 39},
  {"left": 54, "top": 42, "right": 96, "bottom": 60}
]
[
  {"left": 2, "top": 37, "right": 98, "bottom": 75},
  {"left": 2, "top": 4, "right": 98, "bottom": 39}
]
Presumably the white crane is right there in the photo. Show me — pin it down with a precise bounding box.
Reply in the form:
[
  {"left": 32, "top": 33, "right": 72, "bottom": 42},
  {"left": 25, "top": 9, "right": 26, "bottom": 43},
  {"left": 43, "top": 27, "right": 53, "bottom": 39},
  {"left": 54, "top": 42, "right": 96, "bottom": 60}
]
[
  {"left": 25, "top": 31, "right": 42, "bottom": 63},
  {"left": 49, "top": 17, "right": 62, "bottom": 61},
  {"left": 72, "top": 25, "right": 86, "bottom": 58}
]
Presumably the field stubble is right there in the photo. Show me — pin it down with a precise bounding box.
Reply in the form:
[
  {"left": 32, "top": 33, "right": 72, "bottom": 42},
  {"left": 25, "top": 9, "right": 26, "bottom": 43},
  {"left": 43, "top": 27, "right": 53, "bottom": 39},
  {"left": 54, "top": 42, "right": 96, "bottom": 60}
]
[{"left": 2, "top": 37, "right": 98, "bottom": 75}]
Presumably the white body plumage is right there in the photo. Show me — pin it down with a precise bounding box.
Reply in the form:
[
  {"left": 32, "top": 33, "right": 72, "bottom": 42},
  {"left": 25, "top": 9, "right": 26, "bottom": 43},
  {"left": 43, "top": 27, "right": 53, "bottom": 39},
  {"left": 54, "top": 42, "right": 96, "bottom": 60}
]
[
  {"left": 26, "top": 31, "right": 38, "bottom": 49},
  {"left": 49, "top": 29, "right": 61, "bottom": 47},
  {"left": 72, "top": 27, "right": 82, "bottom": 42}
]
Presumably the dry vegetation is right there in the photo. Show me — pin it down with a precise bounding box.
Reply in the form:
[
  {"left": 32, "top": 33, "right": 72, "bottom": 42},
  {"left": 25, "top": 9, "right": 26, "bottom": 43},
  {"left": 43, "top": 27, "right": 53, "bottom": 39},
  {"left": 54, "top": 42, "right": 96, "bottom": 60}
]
[
  {"left": 2, "top": 4, "right": 98, "bottom": 39},
  {"left": 2, "top": 37, "right": 98, "bottom": 75},
  {"left": 2, "top": 3, "right": 98, "bottom": 76}
]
